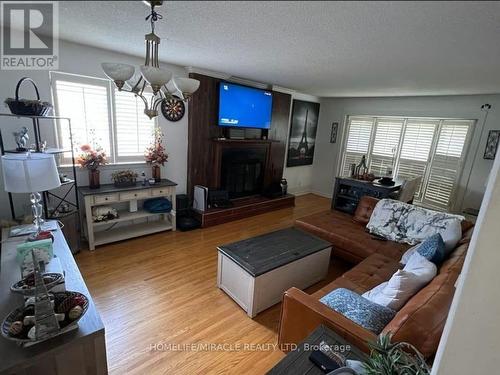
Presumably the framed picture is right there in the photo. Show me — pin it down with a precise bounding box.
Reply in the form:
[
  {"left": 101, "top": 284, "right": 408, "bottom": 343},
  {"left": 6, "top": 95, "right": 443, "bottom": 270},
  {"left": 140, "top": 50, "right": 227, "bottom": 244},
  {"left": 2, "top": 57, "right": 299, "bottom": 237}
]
[
  {"left": 484, "top": 130, "right": 500, "bottom": 160},
  {"left": 330, "top": 122, "right": 338, "bottom": 143},
  {"left": 286, "top": 100, "right": 320, "bottom": 167}
]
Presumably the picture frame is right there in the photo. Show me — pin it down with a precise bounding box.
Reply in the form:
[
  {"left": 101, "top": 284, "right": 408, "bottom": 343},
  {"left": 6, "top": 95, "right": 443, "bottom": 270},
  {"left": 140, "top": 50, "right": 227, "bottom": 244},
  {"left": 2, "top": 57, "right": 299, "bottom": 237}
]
[
  {"left": 330, "top": 122, "right": 338, "bottom": 143},
  {"left": 286, "top": 100, "right": 320, "bottom": 167},
  {"left": 484, "top": 130, "right": 500, "bottom": 160}
]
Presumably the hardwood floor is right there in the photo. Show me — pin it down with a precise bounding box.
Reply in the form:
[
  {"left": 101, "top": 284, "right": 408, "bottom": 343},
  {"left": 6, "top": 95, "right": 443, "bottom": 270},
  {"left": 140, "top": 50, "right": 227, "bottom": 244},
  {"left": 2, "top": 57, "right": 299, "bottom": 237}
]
[{"left": 76, "top": 194, "right": 350, "bottom": 374}]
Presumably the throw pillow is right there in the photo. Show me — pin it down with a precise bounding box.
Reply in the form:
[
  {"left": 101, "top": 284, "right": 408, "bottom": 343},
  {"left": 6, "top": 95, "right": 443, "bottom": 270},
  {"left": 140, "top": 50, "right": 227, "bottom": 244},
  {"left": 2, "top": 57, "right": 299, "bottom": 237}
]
[
  {"left": 362, "top": 254, "right": 436, "bottom": 311},
  {"left": 416, "top": 233, "right": 446, "bottom": 264},
  {"left": 400, "top": 243, "right": 421, "bottom": 265},
  {"left": 320, "top": 288, "right": 396, "bottom": 334}
]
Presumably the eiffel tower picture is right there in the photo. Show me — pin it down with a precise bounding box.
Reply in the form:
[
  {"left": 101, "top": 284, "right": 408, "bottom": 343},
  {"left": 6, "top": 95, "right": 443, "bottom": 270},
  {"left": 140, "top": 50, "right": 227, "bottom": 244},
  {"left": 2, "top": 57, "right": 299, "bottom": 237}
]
[
  {"left": 286, "top": 100, "right": 320, "bottom": 167},
  {"left": 297, "top": 109, "right": 309, "bottom": 157}
]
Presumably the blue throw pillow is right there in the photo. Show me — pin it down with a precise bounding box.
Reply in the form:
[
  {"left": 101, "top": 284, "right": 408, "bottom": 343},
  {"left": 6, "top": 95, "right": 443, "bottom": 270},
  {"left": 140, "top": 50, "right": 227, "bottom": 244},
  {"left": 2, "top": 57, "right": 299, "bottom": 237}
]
[
  {"left": 417, "top": 233, "right": 445, "bottom": 264},
  {"left": 319, "top": 288, "right": 396, "bottom": 334}
]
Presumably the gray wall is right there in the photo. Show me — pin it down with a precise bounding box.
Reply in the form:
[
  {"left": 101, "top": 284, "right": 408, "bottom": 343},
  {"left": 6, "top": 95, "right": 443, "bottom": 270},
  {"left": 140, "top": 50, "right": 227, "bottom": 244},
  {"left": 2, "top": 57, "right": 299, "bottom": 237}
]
[{"left": 312, "top": 94, "right": 500, "bottom": 212}]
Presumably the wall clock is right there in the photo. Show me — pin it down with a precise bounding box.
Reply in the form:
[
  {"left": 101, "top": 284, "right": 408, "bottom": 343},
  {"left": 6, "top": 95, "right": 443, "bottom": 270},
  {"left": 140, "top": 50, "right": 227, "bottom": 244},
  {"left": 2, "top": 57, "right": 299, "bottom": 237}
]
[{"left": 161, "top": 97, "right": 185, "bottom": 122}]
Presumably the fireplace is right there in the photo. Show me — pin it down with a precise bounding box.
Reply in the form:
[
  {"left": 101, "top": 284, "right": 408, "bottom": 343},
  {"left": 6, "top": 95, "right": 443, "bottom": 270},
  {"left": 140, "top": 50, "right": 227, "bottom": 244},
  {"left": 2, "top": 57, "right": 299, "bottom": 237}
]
[{"left": 220, "top": 147, "right": 267, "bottom": 198}]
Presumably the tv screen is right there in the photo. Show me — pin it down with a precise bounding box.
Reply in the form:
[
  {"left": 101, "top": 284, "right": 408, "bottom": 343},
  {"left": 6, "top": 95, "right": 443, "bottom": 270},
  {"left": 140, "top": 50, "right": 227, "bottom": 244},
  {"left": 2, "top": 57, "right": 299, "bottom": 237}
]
[{"left": 218, "top": 82, "right": 273, "bottom": 129}]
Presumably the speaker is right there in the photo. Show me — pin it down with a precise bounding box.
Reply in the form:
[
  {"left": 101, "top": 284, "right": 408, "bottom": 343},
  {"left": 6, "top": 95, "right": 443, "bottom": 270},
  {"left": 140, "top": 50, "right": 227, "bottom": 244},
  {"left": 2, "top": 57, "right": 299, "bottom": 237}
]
[
  {"left": 176, "top": 194, "right": 189, "bottom": 214},
  {"left": 228, "top": 128, "right": 245, "bottom": 139}
]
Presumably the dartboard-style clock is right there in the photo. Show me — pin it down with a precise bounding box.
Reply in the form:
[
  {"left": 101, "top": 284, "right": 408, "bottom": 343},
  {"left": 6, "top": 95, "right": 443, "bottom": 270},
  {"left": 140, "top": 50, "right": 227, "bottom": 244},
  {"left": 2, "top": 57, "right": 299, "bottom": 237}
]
[{"left": 161, "top": 97, "right": 185, "bottom": 122}]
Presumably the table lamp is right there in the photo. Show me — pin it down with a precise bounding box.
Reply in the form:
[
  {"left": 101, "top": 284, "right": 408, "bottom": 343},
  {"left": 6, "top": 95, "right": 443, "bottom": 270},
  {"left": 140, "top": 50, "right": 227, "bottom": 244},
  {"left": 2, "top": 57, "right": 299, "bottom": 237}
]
[{"left": 1, "top": 153, "right": 61, "bottom": 239}]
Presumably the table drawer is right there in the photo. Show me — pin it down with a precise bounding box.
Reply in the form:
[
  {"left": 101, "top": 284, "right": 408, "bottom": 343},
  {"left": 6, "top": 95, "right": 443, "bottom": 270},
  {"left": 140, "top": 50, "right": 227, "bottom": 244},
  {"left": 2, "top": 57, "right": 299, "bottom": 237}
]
[
  {"left": 94, "top": 193, "right": 119, "bottom": 204},
  {"left": 151, "top": 187, "right": 171, "bottom": 197},
  {"left": 120, "top": 190, "right": 151, "bottom": 201}
]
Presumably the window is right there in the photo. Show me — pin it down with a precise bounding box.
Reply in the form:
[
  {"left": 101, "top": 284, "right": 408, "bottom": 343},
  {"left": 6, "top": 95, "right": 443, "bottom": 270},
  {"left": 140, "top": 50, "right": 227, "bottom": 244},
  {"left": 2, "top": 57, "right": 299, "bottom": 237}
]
[
  {"left": 340, "top": 115, "right": 474, "bottom": 211},
  {"left": 51, "top": 72, "right": 155, "bottom": 164}
]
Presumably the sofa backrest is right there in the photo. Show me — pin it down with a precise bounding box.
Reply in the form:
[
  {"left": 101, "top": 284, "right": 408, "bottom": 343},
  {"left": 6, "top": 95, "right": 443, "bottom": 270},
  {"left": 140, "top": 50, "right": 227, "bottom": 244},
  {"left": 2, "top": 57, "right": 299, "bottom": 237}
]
[
  {"left": 353, "top": 196, "right": 379, "bottom": 224},
  {"left": 382, "top": 242, "right": 468, "bottom": 358}
]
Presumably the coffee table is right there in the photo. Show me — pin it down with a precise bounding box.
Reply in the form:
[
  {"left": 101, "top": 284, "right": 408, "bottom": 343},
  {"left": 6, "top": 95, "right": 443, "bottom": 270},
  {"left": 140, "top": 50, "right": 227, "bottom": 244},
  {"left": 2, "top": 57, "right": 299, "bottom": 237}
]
[{"left": 217, "top": 227, "right": 331, "bottom": 318}]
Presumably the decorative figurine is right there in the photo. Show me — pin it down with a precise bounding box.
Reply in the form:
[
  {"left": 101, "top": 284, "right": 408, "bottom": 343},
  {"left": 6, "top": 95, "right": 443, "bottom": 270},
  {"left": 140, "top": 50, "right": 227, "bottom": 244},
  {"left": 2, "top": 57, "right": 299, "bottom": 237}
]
[{"left": 13, "top": 126, "right": 29, "bottom": 151}]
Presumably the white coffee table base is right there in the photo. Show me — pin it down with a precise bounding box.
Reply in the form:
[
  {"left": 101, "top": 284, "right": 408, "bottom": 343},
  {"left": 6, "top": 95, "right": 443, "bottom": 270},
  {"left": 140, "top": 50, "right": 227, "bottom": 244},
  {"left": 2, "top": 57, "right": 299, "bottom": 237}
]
[{"left": 217, "top": 246, "right": 332, "bottom": 318}]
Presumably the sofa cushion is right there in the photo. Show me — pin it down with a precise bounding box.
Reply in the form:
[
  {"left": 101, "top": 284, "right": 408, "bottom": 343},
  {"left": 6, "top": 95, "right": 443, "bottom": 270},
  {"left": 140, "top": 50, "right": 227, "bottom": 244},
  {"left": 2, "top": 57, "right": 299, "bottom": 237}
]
[
  {"left": 295, "top": 210, "right": 410, "bottom": 263},
  {"left": 363, "top": 253, "right": 437, "bottom": 311},
  {"left": 353, "top": 196, "right": 379, "bottom": 224},
  {"left": 341, "top": 253, "right": 401, "bottom": 292},
  {"left": 416, "top": 233, "right": 446, "bottom": 264},
  {"left": 382, "top": 242, "right": 467, "bottom": 358},
  {"left": 320, "top": 288, "right": 396, "bottom": 334}
]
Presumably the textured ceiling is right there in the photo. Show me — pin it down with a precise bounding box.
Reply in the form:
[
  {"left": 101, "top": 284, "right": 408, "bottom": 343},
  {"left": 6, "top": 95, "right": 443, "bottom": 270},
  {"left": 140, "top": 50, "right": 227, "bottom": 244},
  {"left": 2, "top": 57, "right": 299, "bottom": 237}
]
[{"left": 57, "top": 1, "right": 500, "bottom": 97}]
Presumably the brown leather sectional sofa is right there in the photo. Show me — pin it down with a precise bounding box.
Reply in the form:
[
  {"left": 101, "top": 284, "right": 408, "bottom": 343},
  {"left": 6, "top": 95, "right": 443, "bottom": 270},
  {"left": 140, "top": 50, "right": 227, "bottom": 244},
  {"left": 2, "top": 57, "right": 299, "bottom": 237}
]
[{"left": 278, "top": 196, "right": 474, "bottom": 359}]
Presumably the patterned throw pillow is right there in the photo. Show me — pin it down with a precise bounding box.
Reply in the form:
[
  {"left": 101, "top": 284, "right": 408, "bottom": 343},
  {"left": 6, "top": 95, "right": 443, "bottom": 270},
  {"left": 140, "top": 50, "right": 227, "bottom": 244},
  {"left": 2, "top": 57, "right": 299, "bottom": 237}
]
[
  {"left": 416, "top": 233, "right": 446, "bottom": 264},
  {"left": 320, "top": 288, "right": 396, "bottom": 334}
]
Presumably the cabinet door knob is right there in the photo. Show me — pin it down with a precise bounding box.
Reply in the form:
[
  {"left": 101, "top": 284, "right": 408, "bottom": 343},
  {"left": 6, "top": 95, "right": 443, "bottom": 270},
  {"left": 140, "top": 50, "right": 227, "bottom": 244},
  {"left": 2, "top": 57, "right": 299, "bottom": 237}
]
[
  {"left": 105, "top": 198, "right": 108, "bottom": 201},
  {"left": 134, "top": 193, "right": 137, "bottom": 197}
]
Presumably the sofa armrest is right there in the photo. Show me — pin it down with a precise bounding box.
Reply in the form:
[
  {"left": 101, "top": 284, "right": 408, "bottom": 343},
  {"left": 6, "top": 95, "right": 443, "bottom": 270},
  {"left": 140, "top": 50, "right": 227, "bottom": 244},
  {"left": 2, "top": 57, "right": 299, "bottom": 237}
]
[{"left": 278, "top": 287, "right": 377, "bottom": 353}]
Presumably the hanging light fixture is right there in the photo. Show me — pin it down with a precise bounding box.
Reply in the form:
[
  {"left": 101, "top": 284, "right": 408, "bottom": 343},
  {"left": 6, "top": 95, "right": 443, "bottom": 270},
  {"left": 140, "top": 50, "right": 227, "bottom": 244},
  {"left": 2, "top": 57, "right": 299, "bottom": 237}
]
[{"left": 101, "top": 0, "right": 200, "bottom": 119}]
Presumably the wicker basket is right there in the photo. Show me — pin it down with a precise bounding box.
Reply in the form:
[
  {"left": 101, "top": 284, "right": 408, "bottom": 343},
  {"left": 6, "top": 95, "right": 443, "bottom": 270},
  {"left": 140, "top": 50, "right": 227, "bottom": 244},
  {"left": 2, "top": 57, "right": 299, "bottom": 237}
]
[{"left": 4, "top": 77, "right": 53, "bottom": 116}]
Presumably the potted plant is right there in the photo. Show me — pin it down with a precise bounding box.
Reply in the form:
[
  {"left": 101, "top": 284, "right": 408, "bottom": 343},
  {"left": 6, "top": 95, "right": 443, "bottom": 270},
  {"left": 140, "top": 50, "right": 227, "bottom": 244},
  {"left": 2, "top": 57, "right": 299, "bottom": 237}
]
[
  {"left": 76, "top": 143, "right": 108, "bottom": 189},
  {"left": 111, "top": 170, "right": 138, "bottom": 187},
  {"left": 362, "top": 333, "right": 431, "bottom": 375},
  {"left": 144, "top": 128, "right": 168, "bottom": 182}
]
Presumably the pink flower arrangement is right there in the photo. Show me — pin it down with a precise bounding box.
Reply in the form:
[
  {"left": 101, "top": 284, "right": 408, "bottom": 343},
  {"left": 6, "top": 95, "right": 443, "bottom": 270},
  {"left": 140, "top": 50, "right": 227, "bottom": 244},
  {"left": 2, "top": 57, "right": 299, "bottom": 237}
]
[
  {"left": 77, "top": 143, "right": 108, "bottom": 170},
  {"left": 145, "top": 128, "right": 168, "bottom": 166}
]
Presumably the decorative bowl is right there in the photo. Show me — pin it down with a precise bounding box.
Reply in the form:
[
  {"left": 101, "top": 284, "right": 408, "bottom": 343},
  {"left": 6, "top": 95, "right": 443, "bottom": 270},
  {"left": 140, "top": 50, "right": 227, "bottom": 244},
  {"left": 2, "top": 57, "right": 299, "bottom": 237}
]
[
  {"left": 1, "top": 291, "right": 89, "bottom": 344},
  {"left": 10, "top": 272, "right": 64, "bottom": 295}
]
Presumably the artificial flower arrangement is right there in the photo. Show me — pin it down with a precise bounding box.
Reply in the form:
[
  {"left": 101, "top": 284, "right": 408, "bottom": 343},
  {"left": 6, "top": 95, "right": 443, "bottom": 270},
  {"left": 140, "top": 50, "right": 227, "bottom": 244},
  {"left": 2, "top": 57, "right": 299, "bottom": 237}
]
[
  {"left": 144, "top": 128, "right": 168, "bottom": 181},
  {"left": 76, "top": 143, "right": 108, "bottom": 170},
  {"left": 144, "top": 128, "right": 168, "bottom": 165}
]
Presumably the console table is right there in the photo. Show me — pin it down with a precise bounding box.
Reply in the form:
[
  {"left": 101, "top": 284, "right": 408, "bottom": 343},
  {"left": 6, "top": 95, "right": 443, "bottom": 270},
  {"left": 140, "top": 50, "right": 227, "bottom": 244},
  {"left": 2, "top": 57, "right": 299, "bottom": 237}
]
[
  {"left": 0, "top": 226, "right": 107, "bottom": 374},
  {"left": 79, "top": 179, "right": 177, "bottom": 250},
  {"left": 332, "top": 177, "right": 403, "bottom": 214}
]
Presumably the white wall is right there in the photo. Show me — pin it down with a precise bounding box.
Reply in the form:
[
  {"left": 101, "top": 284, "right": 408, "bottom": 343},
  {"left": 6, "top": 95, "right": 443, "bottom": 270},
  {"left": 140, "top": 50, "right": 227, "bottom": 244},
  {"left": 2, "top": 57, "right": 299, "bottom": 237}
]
[
  {"left": 431, "top": 138, "right": 500, "bottom": 374},
  {"left": 311, "top": 94, "right": 500, "bottom": 211},
  {"left": 281, "top": 92, "right": 320, "bottom": 195},
  {"left": 0, "top": 40, "right": 189, "bottom": 220}
]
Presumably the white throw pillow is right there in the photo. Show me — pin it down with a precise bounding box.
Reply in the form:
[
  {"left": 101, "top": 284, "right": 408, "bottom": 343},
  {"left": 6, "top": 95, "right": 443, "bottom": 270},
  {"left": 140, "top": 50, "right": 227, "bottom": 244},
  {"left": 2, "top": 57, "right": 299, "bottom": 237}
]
[
  {"left": 400, "top": 243, "right": 421, "bottom": 265},
  {"left": 363, "top": 252, "right": 437, "bottom": 311},
  {"left": 404, "top": 252, "right": 437, "bottom": 280}
]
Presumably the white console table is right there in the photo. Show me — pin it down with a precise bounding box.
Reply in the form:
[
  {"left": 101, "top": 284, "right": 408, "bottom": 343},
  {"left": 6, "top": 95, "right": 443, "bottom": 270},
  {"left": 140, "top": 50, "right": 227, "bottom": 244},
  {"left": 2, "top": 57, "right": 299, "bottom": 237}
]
[{"left": 79, "top": 179, "right": 177, "bottom": 250}]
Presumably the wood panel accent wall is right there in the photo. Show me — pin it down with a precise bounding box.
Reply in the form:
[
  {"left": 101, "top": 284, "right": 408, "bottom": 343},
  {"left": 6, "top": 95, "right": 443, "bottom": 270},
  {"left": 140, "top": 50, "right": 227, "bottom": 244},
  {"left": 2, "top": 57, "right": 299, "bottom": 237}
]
[{"left": 187, "top": 73, "right": 292, "bottom": 199}]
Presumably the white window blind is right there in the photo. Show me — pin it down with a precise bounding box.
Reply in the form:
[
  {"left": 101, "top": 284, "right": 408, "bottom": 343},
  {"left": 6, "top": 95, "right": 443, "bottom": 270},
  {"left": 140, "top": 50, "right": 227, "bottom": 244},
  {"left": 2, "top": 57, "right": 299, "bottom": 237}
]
[
  {"left": 340, "top": 116, "right": 473, "bottom": 210},
  {"left": 114, "top": 90, "right": 155, "bottom": 161},
  {"left": 396, "top": 119, "right": 438, "bottom": 199},
  {"left": 369, "top": 118, "right": 403, "bottom": 176},
  {"left": 52, "top": 72, "right": 155, "bottom": 164},
  {"left": 342, "top": 117, "right": 373, "bottom": 176},
  {"left": 422, "top": 120, "right": 470, "bottom": 209},
  {"left": 53, "top": 79, "right": 111, "bottom": 155}
]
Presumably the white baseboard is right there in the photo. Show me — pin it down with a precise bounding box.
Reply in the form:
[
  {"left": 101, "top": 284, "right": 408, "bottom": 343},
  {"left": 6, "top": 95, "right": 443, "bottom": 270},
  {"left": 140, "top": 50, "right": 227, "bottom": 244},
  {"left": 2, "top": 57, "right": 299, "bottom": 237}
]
[{"left": 309, "top": 189, "right": 332, "bottom": 198}]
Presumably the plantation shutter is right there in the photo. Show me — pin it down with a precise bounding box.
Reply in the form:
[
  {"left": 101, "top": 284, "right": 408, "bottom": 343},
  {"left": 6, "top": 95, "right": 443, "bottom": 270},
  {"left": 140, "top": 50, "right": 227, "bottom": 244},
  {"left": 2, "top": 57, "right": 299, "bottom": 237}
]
[
  {"left": 396, "top": 119, "right": 438, "bottom": 199},
  {"left": 368, "top": 118, "right": 403, "bottom": 176},
  {"left": 422, "top": 120, "right": 471, "bottom": 209},
  {"left": 114, "top": 90, "right": 155, "bottom": 161},
  {"left": 54, "top": 79, "right": 112, "bottom": 156},
  {"left": 341, "top": 117, "right": 373, "bottom": 176}
]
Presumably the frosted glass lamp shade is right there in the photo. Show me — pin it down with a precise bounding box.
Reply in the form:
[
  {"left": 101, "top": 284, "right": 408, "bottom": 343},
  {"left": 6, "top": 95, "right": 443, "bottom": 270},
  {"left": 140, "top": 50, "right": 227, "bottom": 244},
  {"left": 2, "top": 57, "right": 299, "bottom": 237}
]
[
  {"left": 101, "top": 63, "right": 135, "bottom": 82},
  {"left": 2, "top": 153, "right": 61, "bottom": 193},
  {"left": 172, "top": 77, "right": 200, "bottom": 96},
  {"left": 140, "top": 66, "right": 172, "bottom": 91}
]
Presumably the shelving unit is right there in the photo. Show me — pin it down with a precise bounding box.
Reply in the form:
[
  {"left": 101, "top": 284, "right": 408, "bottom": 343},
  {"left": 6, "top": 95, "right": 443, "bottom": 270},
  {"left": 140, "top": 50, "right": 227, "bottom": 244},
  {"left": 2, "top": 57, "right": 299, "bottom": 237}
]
[
  {"left": 0, "top": 113, "right": 80, "bottom": 252},
  {"left": 79, "top": 180, "right": 177, "bottom": 250}
]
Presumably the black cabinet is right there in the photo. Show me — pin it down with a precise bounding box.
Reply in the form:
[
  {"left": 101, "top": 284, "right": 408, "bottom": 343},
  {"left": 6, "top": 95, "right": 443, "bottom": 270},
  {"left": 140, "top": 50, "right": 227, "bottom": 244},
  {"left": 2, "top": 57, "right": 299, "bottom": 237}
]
[{"left": 332, "top": 177, "right": 402, "bottom": 214}]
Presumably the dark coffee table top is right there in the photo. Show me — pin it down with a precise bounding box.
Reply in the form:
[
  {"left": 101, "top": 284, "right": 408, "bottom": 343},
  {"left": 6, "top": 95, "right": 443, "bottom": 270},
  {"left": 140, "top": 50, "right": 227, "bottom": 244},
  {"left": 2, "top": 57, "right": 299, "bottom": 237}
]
[{"left": 217, "top": 228, "right": 331, "bottom": 277}]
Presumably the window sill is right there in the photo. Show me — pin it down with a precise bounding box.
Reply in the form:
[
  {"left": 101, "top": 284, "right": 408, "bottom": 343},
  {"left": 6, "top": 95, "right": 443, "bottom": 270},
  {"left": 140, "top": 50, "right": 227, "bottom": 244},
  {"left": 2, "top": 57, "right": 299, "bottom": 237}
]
[{"left": 59, "top": 161, "right": 151, "bottom": 172}]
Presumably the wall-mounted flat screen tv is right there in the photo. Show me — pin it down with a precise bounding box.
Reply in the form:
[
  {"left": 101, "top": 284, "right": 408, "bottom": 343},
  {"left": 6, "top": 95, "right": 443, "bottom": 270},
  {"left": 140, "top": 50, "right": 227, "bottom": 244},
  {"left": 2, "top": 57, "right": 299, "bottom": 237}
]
[{"left": 218, "top": 82, "right": 273, "bottom": 129}]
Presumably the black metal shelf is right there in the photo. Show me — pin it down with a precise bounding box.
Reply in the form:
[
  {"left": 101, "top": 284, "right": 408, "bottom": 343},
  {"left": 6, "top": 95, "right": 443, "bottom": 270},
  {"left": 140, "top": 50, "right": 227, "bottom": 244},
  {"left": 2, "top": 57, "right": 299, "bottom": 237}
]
[{"left": 0, "top": 112, "right": 80, "bottom": 251}]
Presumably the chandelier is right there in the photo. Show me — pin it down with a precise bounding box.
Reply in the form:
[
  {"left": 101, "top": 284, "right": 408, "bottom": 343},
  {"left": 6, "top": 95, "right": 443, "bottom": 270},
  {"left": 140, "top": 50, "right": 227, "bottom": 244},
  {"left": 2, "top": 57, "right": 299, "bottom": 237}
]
[{"left": 101, "top": 0, "right": 200, "bottom": 119}]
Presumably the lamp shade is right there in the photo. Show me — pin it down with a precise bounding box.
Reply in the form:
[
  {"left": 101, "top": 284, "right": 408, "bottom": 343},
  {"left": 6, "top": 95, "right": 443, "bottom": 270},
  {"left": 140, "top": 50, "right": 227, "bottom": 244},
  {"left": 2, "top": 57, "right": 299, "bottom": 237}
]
[
  {"left": 2, "top": 153, "right": 61, "bottom": 193},
  {"left": 140, "top": 66, "right": 172, "bottom": 87},
  {"left": 101, "top": 63, "right": 135, "bottom": 82},
  {"left": 172, "top": 77, "right": 200, "bottom": 95}
]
